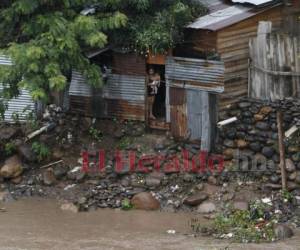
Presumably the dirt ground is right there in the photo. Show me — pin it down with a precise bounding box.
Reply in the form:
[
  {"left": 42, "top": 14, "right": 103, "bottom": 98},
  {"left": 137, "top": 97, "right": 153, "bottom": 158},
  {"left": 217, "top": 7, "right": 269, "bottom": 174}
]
[{"left": 0, "top": 198, "right": 300, "bottom": 250}]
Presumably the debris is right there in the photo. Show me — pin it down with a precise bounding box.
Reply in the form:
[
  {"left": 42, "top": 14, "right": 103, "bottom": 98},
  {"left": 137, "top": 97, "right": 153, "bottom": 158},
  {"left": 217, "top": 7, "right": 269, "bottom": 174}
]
[
  {"left": 25, "top": 123, "right": 55, "bottom": 142},
  {"left": 217, "top": 117, "right": 238, "bottom": 127},
  {"left": 274, "top": 224, "right": 294, "bottom": 240},
  {"left": 166, "top": 229, "right": 176, "bottom": 234},
  {"left": 40, "top": 160, "right": 63, "bottom": 169}
]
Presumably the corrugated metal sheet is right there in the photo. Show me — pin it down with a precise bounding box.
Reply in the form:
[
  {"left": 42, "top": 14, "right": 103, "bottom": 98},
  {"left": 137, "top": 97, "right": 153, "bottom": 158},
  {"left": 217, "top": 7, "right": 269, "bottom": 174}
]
[
  {"left": 188, "top": 1, "right": 282, "bottom": 31},
  {"left": 165, "top": 57, "right": 225, "bottom": 93},
  {"left": 112, "top": 53, "right": 146, "bottom": 76},
  {"left": 232, "top": 0, "right": 275, "bottom": 5},
  {"left": 0, "top": 56, "right": 36, "bottom": 123},
  {"left": 187, "top": 90, "right": 203, "bottom": 140},
  {"left": 0, "top": 84, "right": 36, "bottom": 123},
  {"left": 69, "top": 71, "right": 93, "bottom": 97},
  {"left": 69, "top": 71, "right": 146, "bottom": 120},
  {"left": 103, "top": 74, "right": 145, "bottom": 102}
]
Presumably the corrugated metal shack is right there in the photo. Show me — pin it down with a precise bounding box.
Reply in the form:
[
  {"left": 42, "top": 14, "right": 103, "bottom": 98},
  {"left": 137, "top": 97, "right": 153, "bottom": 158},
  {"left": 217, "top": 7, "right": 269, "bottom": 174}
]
[
  {"left": 69, "top": 52, "right": 146, "bottom": 120},
  {"left": 69, "top": 50, "right": 225, "bottom": 151},
  {"left": 186, "top": 0, "right": 284, "bottom": 109},
  {"left": 0, "top": 56, "right": 37, "bottom": 123}
]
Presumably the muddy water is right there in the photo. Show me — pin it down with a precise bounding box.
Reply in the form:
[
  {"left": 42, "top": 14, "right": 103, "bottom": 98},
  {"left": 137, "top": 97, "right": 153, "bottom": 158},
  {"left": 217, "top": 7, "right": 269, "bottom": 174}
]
[{"left": 0, "top": 198, "right": 299, "bottom": 250}]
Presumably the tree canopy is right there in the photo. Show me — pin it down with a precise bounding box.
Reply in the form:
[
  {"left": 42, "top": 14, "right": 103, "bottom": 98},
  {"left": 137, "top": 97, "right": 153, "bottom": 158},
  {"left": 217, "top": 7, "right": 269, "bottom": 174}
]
[{"left": 0, "top": 0, "right": 206, "bottom": 104}]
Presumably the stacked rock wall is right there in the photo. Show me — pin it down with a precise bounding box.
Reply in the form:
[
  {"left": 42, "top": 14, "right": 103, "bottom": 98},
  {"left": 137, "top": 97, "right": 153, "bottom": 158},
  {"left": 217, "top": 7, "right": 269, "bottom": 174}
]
[{"left": 217, "top": 98, "right": 300, "bottom": 187}]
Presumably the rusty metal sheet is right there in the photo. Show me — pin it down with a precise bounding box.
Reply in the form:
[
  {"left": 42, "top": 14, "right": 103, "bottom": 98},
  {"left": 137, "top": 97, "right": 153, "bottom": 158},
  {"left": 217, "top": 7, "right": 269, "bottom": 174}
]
[
  {"left": 170, "top": 104, "right": 187, "bottom": 139},
  {"left": 187, "top": 1, "right": 282, "bottom": 31},
  {"left": 169, "top": 87, "right": 186, "bottom": 105},
  {"left": 112, "top": 53, "right": 146, "bottom": 76},
  {"left": 104, "top": 99, "right": 145, "bottom": 121},
  {"left": 166, "top": 57, "right": 224, "bottom": 93},
  {"left": 69, "top": 96, "right": 93, "bottom": 116}
]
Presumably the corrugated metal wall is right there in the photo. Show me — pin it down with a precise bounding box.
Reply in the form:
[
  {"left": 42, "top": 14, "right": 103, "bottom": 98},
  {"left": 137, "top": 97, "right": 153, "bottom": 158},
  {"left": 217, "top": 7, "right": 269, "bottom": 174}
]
[
  {"left": 166, "top": 56, "right": 224, "bottom": 151},
  {"left": 0, "top": 56, "right": 36, "bottom": 123},
  {"left": 69, "top": 72, "right": 146, "bottom": 120}
]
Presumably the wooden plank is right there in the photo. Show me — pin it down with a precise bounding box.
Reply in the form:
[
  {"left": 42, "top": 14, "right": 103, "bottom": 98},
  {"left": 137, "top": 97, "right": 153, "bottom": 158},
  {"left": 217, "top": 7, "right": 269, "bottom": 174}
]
[{"left": 200, "top": 92, "right": 210, "bottom": 151}]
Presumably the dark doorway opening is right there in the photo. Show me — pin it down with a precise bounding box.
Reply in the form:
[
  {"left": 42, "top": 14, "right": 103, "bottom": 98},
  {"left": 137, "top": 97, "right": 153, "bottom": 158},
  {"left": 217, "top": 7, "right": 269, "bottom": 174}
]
[{"left": 146, "top": 64, "right": 166, "bottom": 120}]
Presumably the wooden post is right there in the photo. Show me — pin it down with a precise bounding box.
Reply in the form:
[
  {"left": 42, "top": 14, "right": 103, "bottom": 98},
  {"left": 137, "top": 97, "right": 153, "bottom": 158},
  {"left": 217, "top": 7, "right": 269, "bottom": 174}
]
[{"left": 277, "top": 111, "right": 287, "bottom": 190}]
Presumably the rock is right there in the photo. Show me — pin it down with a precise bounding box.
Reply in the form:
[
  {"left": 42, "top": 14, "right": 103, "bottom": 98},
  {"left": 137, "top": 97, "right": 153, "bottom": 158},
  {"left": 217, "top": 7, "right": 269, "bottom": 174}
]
[
  {"left": 197, "top": 202, "right": 216, "bottom": 214},
  {"left": 223, "top": 148, "right": 235, "bottom": 160},
  {"left": 0, "top": 127, "right": 20, "bottom": 141},
  {"left": 223, "top": 139, "right": 236, "bottom": 148},
  {"left": 183, "top": 173, "right": 194, "bottom": 182},
  {"left": 0, "top": 191, "right": 14, "bottom": 202},
  {"left": 196, "top": 183, "right": 204, "bottom": 191},
  {"left": 53, "top": 166, "right": 68, "bottom": 179},
  {"left": 274, "top": 224, "right": 294, "bottom": 240},
  {"left": 0, "top": 155, "right": 23, "bottom": 178},
  {"left": 114, "top": 129, "right": 124, "bottom": 139},
  {"left": 52, "top": 148, "right": 64, "bottom": 159},
  {"left": 61, "top": 202, "right": 79, "bottom": 213},
  {"left": 208, "top": 176, "right": 217, "bottom": 185},
  {"left": 223, "top": 193, "right": 235, "bottom": 202},
  {"left": 238, "top": 102, "right": 251, "bottom": 109},
  {"left": 11, "top": 176, "right": 22, "bottom": 184},
  {"left": 183, "top": 193, "right": 208, "bottom": 206},
  {"left": 292, "top": 153, "right": 300, "bottom": 162},
  {"left": 254, "top": 114, "right": 265, "bottom": 121},
  {"left": 233, "top": 201, "right": 249, "bottom": 211},
  {"left": 288, "top": 146, "right": 300, "bottom": 154},
  {"left": 236, "top": 139, "right": 248, "bottom": 149},
  {"left": 42, "top": 169, "right": 56, "bottom": 186},
  {"left": 295, "top": 172, "right": 300, "bottom": 184},
  {"left": 249, "top": 142, "right": 262, "bottom": 153},
  {"left": 145, "top": 177, "right": 161, "bottom": 187},
  {"left": 289, "top": 172, "right": 297, "bottom": 181},
  {"left": 131, "top": 192, "right": 160, "bottom": 210},
  {"left": 269, "top": 175, "right": 280, "bottom": 184},
  {"left": 262, "top": 147, "right": 275, "bottom": 158},
  {"left": 17, "top": 144, "right": 36, "bottom": 162},
  {"left": 286, "top": 159, "right": 296, "bottom": 172},
  {"left": 67, "top": 167, "right": 86, "bottom": 182},
  {"left": 254, "top": 153, "right": 267, "bottom": 164},
  {"left": 259, "top": 106, "right": 272, "bottom": 115},
  {"left": 255, "top": 122, "right": 270, "bottom": 131}
]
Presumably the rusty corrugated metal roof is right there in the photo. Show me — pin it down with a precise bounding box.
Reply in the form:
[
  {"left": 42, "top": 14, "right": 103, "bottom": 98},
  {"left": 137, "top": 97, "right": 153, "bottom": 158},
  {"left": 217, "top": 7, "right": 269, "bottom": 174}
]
[{"left": 188, "top": 0, "right": 282, "bottom": 31}]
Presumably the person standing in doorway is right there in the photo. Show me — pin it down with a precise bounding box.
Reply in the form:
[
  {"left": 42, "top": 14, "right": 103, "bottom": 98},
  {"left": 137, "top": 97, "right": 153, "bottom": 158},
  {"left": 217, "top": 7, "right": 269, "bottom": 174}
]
[{"left": 147, "top": 67, "right": 161, "bottom": 120}]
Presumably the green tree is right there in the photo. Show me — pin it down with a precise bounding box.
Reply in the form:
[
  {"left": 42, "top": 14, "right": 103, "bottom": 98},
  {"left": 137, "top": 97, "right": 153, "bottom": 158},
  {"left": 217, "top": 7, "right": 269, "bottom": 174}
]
[{"left": 0, "top": 0, "right": 206, "bottom": 106}]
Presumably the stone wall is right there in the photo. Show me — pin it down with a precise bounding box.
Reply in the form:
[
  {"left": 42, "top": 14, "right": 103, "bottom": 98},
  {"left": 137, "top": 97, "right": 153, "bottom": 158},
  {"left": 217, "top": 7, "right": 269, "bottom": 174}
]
[{"left": 217, "top": 98, "right": 300, "bottom": 188}]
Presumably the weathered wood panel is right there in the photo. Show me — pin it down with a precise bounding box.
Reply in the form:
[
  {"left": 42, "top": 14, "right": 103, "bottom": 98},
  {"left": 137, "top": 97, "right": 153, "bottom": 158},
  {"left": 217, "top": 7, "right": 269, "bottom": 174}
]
[
  {"left": 112, "top": 52, "right": 146, "bottom": 76},
  {"left": 249, "top": 22, "right": 300, "bottom": 101},
  {"left": 216, "top": 6, "right": 283, "bottom": 109}
]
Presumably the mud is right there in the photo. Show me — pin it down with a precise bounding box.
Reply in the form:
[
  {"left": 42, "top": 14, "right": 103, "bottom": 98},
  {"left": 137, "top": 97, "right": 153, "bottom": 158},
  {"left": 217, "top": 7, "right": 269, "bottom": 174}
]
[{"left": 0, "top": 198, "right": 299, "bottom": 250}]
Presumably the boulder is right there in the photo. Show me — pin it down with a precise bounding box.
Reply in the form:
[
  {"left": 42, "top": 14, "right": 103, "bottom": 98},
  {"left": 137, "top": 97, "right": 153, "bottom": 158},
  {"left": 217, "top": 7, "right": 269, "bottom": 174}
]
[
  {"left": 131, "top": 192, "right": 160, "bottom": 210},
  {"left": 17, "top": 144, "right": 36, "bottom": 162},
  {"left": 0, "top": 155, "right": 23, "bottom": 178},
  {"left": 197, "top": 202, "right": 216, "bottom": 214},
  {"left": 183, "top": 193, "right": 208, "bottom": 206}
]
